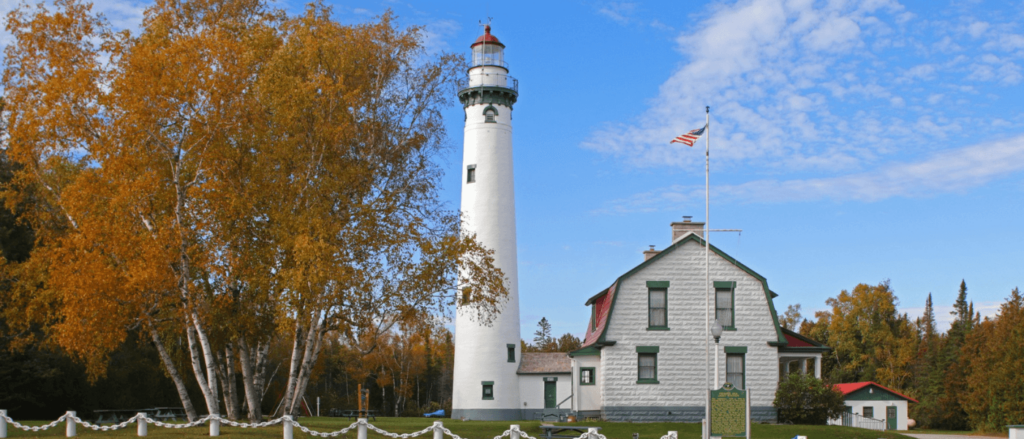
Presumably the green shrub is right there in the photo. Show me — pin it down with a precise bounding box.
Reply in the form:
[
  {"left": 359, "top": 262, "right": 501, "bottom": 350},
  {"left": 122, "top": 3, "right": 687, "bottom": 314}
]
[{"left": 773, "top": 373, "right": 847, "bottom": 425}]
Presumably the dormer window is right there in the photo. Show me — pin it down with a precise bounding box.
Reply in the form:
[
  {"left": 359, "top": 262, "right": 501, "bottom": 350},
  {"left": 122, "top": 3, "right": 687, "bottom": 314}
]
[{"left": 483, "top": 105, "right": 498, "bottom": 123}]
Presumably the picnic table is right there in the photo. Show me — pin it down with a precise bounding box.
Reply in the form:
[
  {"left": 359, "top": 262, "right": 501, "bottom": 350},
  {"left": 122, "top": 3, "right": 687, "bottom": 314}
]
[
  {"left": 538, "top": 425, "right": 600, "bottom": 439},
  {"left": 93, "top": 407, "right": 187, "bottom": 424},
  {"left": 93, "top": 409, "right": 140, "bottom": 424},
  {"left": 337, "top": 410, "right": 377, "bottom": 421}
]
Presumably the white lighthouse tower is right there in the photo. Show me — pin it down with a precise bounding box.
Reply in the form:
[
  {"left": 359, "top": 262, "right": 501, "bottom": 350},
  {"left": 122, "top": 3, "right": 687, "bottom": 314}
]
[{"left": 451, "top": 24, "right": 522, "bottom": 421}]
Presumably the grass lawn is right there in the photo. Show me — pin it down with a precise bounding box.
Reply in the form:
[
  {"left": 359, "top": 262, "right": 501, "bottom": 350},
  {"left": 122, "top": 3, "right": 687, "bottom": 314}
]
[
  {"left": 899, "top": 429, "right": 1008, "bottom": 437},
  {"left": 3, "top": 416, "right": 917, "bottom": 439}
]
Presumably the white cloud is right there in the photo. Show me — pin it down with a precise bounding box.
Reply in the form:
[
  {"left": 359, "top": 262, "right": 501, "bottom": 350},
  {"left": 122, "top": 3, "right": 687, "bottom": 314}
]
[
  {"left": 420, "top": 19, "right": 460, "bottom": 55},
  {"left": 966, "top": 20, "right": 989, "bottom": 38},
  {"left": 597, "top": 134, "right": 1024, "bottom": 212},
  {"left": 596, "top": 2, "right": 638, "bottom": 25}
]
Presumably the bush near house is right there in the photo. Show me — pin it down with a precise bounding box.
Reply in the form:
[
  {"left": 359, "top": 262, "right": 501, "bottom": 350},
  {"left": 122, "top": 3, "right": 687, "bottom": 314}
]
[{"left": 774, "top": 373, "right": 847, "bottom": 425}]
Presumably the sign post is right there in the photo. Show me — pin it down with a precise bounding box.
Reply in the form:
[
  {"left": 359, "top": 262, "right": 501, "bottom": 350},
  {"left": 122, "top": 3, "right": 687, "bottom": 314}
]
[{"left": 708, "top": 383, "right": 749, "bottom": 439}]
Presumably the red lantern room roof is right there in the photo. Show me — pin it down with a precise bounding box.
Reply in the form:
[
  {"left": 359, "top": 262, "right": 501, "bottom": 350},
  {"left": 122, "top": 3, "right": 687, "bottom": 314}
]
[{"left": 471, "top": 25, "right": 504, "bottom": 48}]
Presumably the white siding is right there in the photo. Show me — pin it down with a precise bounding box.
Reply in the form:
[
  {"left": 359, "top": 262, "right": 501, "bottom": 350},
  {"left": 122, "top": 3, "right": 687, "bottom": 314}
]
[
  {"left": 574, "top": 356, "right": 602, "bottom": 412},
  {"left": 600, "top": 237, "right": 779, "bottom": 410},
  {"left": 840, "top": 400, "right": 910, "bottom": 431},
  {"left": 518, "top": 375, "right": 572, "bottom": 410}
]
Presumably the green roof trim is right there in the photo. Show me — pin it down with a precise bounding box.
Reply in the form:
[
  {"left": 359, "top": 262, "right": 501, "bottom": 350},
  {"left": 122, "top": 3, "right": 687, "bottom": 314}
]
[
  {"left": 569, "top": 346, "right": 601, "bottom": 357},
  {"left": 724, "top": 346, "right": 747, "bottom": 354},
  {"left": 778, "top": 327, "right": 830, "bottom": 353},
  {"left": 594, "top": 233, "right": 787, "bottom": 347},
  {"left": 713, "top": 281, "right": 736, "bottom": 289},
  {"left": 584, "top": 287, "right": 610, "bottom": 306},
  {"left": 647, "top": 281, "right": 670, "bottom": 288},
  {"left": 845, "top": 386, "right": 909, "bottom": 401},
  {"left": 636, "top": 346, "right": 660, "bottom": 353}
]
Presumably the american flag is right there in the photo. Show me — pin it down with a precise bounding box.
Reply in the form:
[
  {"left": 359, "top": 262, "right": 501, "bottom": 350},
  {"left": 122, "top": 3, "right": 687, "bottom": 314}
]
[{"left": 670, "top": 125, "right": 707, "bottom": 146}]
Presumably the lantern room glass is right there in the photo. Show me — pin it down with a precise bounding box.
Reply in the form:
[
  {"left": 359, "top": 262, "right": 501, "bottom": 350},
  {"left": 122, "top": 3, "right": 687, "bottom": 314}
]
[{"left": 472, "top": 43, "right": 505, "bottom": 68}]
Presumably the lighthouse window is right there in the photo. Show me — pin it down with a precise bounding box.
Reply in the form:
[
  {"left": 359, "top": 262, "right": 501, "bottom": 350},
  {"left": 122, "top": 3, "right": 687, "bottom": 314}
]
[
  {"left": 467, "top": 165, "right": 476, "bottom": 183},
  {"left": 483, "top": 105, "right": 499, "bottom": 123},
  {"left": 482, "top": 381, "right": 494, "bottom": 400},
  {"left": 507, "top": 344, "right": 516, "bottom": 363}
]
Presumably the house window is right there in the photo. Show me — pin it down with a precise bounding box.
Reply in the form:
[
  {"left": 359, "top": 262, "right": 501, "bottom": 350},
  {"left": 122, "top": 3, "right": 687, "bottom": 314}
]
[
  {"left": 507, "top": 344, "right": 516, "bottom": 363},
  {"left": 636, "top": 346, "right": 659, "bottom": 384},
  {"left": 726, "top": 353, "right": 745, "bottom": 389},
  {"left": 482, "top": 381, "right": 494, "bottom": 400},
  {"left": 467, "top": 165, "right": 476, "bottom": 183},
  {"left": 863, "top": 406, "right": 874, "bottom": 419},
  {"left": 648, "top": 288, "right": 667, "bottom": 329},
  {"left": 580, "top": 367, "right": 596, "bottom": 385},
  {"left": 715, "top": 282, "right": 735, "bottom": 329}
]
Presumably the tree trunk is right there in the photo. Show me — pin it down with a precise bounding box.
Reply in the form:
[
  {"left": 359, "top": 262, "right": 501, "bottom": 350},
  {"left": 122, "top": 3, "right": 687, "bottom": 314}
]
[
  {"left": 216, "top": 343, "right": 241, "bottom": 420},
  {"left": 186, "top": 321, "right": 220, "bottom": 415},
  {"left": 238, "top": 337, "right": 264, "bottom": 422},
  {"left": 149, "top": 326, "right": 200, "bottom": 421},
  {"left": 192, "top": 313, "right": 221, "bottom": 414},
  {"left": 281, "top": 319, "right": 305, "bottom": 416},
  {"left": 287, "top": 316, "right": 324, "bottom": 416}
]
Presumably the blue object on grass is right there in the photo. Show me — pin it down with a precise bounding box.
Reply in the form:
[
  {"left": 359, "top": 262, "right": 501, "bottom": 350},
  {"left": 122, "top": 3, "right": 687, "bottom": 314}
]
[{"left": 424, "top": 409, "right": 445, "bottom": 418}]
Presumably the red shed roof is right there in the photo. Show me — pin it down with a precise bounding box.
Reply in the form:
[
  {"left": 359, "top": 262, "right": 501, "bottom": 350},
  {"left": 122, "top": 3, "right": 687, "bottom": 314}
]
[
  {"left": 471, "top": 25, "right": 504, "bottom": 48},
  {"left": 834, "top": 382, "right": 919, "bottom": 403}
]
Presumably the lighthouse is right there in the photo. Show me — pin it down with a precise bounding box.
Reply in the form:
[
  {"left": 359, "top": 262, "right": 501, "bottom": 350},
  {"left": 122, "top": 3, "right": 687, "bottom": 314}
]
[{"left": 451, "top": 24, "right": 522, "bottom": 421}]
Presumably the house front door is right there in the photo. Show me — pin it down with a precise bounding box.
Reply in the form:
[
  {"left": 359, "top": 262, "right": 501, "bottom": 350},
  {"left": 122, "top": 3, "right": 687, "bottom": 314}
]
[
  {"left": 886, "top": 406, "right": 897, "bottom": 430},
  {"left": 544, "top": 381, "right": 557, "bottom": 408}
]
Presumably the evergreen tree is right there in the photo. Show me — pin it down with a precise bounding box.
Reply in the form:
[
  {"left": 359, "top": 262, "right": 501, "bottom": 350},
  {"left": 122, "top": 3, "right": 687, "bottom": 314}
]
[
  {"left": 937, "top": 280, "right": 972, "bottom": 430},
  {"left": 533, "top": 317, "right": 555, "bottom": 351}
]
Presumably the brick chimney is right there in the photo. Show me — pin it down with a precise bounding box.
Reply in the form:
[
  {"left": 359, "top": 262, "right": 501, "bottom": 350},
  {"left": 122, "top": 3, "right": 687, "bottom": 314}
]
[
  {"left": 643, "top": 245, "right": 660, "bottom": 261},
  {"left": 671, "top": 216, "right": 704, "bottom": 241}
]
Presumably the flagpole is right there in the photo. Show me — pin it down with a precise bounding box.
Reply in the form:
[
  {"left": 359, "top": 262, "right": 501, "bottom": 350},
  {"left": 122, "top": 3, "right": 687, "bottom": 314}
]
[{"left": 704, "top": 105, "right": 711, "bottom": 439}]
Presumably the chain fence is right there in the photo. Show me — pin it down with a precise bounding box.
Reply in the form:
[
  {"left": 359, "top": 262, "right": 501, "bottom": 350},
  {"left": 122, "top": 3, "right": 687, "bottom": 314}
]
[{"left": 0, "top": 410, "right": 679, "bottom": 439}]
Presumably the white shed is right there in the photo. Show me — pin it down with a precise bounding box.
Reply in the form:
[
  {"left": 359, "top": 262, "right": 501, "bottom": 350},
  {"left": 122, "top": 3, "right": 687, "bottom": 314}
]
[{"left": 834, "top": 382, "right": 918, "bottom": 431}]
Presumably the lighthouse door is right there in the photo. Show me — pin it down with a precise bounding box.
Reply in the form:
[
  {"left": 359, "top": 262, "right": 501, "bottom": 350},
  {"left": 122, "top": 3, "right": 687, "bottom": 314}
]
[{"left": 543, "top": 381, "right": 557, "bottom": 408}]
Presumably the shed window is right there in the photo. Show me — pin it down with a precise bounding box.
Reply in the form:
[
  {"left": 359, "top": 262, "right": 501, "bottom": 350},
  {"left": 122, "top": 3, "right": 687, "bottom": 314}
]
[
  {"left": 863, "top": 406, "right": 874, "bottom": 419},
  {"left": 580, "top": 367, "right": 595, "bottom": 385}
]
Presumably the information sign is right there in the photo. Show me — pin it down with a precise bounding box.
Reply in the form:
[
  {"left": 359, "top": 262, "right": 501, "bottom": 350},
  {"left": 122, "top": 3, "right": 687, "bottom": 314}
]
[{"left": 709, "top": 383, "right": 748, "bottom": 438}]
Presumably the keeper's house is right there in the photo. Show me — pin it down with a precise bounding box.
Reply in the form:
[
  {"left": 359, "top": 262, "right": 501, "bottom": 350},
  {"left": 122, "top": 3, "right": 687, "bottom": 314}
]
[{"left": 567, "top": 219, "right": 829, "bottom": 422}]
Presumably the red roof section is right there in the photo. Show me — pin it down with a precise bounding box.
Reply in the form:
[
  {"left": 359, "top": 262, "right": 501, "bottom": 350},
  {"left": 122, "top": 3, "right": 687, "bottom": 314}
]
[
  {"left": 834, "top": 382, "right": 919, "bottom": 403},
  {"left": 783, "top": 331, "right": 814, "bottom": 347},
  {"left": 471, "top": 25, "right": 504, "bottom": 48},
  {"left": 582, "top": 283, "right": 616, "bottom": 348}
]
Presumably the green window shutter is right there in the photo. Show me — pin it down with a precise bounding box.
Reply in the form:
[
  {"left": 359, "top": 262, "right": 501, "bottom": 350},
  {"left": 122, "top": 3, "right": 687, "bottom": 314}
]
[
  {"left": 713, "top": 281, "right": 736, "bottom": 289},
  {"left": 646, "top": 281, "right": 670, "bottom": 288},
  {"left": 724, "top": 346, "right": 747, "bottom": 354},
  {"left": 635, "top": 346, "right": 660, "bottom": 353}
]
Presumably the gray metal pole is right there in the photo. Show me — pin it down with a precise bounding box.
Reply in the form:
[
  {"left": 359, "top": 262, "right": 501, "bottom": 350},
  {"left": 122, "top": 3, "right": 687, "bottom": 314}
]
[{"left": 283, "top": 415, "right": 293, "bottom": 439}]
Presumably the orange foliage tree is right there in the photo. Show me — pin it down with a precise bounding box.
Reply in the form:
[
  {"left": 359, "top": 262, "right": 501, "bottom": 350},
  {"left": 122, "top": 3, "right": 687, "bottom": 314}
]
[{"left": 3, "top": 0, "right": 507, "bottom": 422}]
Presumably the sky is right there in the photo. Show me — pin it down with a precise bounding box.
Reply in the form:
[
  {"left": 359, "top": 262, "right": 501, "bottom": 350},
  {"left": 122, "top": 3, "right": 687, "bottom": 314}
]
[{"left": 3, "top": 0, "right": 1023, "bottom": 339}]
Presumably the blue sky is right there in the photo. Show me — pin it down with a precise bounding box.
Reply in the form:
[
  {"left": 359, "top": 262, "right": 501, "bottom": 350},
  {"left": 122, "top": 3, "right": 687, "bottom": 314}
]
[{"left": 4, "top": 0, "right": 1023, "bottom": 339}]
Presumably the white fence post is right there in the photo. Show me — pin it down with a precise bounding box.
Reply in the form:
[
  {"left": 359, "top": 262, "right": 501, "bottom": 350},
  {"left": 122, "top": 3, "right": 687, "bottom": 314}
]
[
  {"left": 510, "top": 424, "right": 521, "bottom": 439},
  {"left": 209, "top": 415, "right": 220, "bottom": 437},
  {"left": 1, "top": 409, "right": 7, "bottom": 439},
  {"left": 357, "top": 418, "right": 368, "bottom": 439},
  {"left": 433, "top": 421, "right": 443, "bottom": 439},
  {"left": 137, "top": 413, "right": 147, "bottom": 437},
  {"left": 283, "top": 415, "right": 293, "bottom": 439},
  {"left": 66, "top": 411, "right": 76, "bottom": 437}
]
